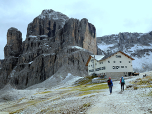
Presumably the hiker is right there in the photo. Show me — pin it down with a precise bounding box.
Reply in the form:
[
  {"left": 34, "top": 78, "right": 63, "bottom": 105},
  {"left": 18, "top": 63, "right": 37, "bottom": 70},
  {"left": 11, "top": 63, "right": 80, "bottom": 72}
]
[
  {"left": 120, "top": 76, "right": 125, "bottom": 91},
  {"left": 107, "top": 77, "right": 113, "bottom": 94}
]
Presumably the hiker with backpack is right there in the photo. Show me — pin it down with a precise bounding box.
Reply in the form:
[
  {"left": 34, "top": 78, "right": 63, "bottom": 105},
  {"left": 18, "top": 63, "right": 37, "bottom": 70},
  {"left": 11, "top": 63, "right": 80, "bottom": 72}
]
[
  {"left": 120, "top": 76, "right": 125, "bottom": 91},
  {"left": 107, "top": 77, "right": 113, "bottom": 94}
]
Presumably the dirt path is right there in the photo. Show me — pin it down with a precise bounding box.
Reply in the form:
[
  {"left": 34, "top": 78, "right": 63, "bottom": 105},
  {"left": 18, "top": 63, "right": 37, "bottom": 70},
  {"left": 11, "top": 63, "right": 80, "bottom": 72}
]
[{"left": 87, "top": 73, "right": 152, "bottom": 114}]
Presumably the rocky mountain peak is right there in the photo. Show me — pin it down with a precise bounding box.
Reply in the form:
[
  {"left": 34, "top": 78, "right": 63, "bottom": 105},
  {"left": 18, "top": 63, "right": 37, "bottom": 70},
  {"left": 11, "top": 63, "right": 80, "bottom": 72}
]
[
  {"left": 0, "top": 9, "right": 97, "bottom": 89},
  {"left": 26, "top": 9, "right": 69, "bottom": 37},
  {"left": 8, "top": 27, "right": 19, "bottom": 31},
  {"left": 38, "top": 9, "right": 69, "bottom": 21}
]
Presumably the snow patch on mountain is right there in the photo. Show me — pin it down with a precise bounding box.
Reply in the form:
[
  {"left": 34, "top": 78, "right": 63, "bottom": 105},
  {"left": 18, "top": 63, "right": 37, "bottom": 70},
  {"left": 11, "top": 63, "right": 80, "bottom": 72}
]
[
  {"left": 97, "top": 32, "right": 152, "bottom": 72},
  {"left": 98, "top": 43, "right": 115, "bottom": 51},
  {"left": 133, "top": 52, "right": 152, "bottom": 72},
  {"left": 38, "top": 9, "right": 69, "bottom": 25},
  {"left": 29, "top": 35, "right": 37, "bottom": 38}
]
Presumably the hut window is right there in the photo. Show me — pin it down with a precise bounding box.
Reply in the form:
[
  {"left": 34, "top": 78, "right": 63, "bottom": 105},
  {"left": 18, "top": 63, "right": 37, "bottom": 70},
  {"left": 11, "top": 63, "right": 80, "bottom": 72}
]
[
  {"left": 116, "top": 55, "right": 121, "bottom": 58},
  {"left": 100, "top": 62, "right": 103, "bottom": 64}
]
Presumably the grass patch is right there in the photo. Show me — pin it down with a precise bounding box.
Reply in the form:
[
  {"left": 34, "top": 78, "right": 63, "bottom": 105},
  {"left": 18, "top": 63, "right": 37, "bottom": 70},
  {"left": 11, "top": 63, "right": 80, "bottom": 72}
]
[
  {"left": 90, "top": 95, "right": 95, "bottom": 97},
  {"left": 38, "top": 91, "right": 52, "bottom": 94},
  {"left": 129, "top": 76, "right": 152, "bottom": 92},
  {"left": 83, "top": 102, "right": 91, "bottom": 107},
  {"left": 40, "top": 107, "right": 55, "bottom": 114},
  {"left": 79, "top": 83, "right": 108, "bottom": 91},
  {"left": 76, "top": 83, "right": 108, "bottom": 96},
  {"left": 18, "top": 97, "right": 25, "bottom": 101},
  {"left": 9, "top": 100, "right": 40, "bottom": 114},
  {"left": 144, "top": 76, "right": 152, "bottom": 80},
  {"left": 76, "top": 75, "right": 98, "bottom": 85},
  {"left": 131, "top": 76, "right": 152, "bottom": 87},
  {"left": 78, "top": 91, "right": 98, "bottom": 96},
  {"left": 133, "top": 86, "right": 139, "bottom": 90},
  {"left": 147, "top": 91, "right": 152, "bottom": 96},
  {"left": 140, "top": 85, "right": 152, "bottom": 88},
  {"left": 61, "top": 83, "right": 108, "bottom": 96}
]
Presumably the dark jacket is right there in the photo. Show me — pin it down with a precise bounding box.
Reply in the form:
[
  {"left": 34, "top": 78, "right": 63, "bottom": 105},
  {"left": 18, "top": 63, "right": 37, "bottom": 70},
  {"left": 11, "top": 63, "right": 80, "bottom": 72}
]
[{"left": 107, "top": 79, "right": 113, "bottom": 86}]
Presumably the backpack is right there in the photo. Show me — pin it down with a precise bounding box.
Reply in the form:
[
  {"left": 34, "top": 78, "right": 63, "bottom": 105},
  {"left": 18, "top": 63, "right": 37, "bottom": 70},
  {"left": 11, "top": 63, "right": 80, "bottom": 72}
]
[
  {"left": 108, "top": 79, "right": 112, "bottom": 85},
  {"left": 121, "top": 78, "right": 125, "bottom": 84}
]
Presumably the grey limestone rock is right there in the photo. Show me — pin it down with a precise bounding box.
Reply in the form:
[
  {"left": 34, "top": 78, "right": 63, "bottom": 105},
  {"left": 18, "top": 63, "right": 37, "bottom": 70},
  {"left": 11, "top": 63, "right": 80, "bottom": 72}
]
[
  {"left": 4, "top": 27, "right": 22, "bottom": 58},
  {"left": 0, "top": 9, "right": 97, "bottom": 89}
]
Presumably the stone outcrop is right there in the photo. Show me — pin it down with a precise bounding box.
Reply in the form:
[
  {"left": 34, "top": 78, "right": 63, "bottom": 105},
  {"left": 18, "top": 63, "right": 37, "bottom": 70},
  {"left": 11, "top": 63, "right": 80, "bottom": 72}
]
[
  {"left": 4, "top": 27, "right": 22, "bottom": 58},
  {"left": 0, "top": 59, "right": 3, "bottom": 68},
  {"left": 0, "top": 9, "right": 97, "bottom": 89}
]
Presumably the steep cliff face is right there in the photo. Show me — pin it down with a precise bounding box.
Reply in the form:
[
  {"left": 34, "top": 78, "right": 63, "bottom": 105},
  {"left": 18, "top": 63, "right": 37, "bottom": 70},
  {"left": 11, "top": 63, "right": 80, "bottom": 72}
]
[
  {"left": 97, "top": 32, "right": 152, "bottom": 72},
  {"left": 0, "top": 59, "right": 4, "bottom": 68},
  {"left": 26, "top": 9, "right": 69, "bottom": 38},
  {"left": 4, "top": 27, "right": 22, "bottom": 58},
  {"left": 0, "top": 9, "right": 97, "bottom": 89}
]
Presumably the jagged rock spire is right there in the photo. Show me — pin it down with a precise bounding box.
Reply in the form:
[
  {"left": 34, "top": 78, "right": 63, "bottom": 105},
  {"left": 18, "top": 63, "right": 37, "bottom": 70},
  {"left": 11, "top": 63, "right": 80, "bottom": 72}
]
[{"left": 4, "top": 27, "right": 22, "bottom": 58}]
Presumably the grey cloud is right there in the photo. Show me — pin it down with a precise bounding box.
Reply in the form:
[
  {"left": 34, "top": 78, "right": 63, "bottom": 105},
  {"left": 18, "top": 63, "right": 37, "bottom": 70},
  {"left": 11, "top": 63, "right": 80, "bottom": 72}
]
[
  {"left": 0, "top": 0, "right": 34, "bottom": 59},
  {"left": 65, "top": 1, "right": 105, "bottom": 37},
  {"left": 123, "top": 19, "right": 140, "bottom": 28},
  {"left": 144, "top": 19, "right": 152, "bottom": 33}
]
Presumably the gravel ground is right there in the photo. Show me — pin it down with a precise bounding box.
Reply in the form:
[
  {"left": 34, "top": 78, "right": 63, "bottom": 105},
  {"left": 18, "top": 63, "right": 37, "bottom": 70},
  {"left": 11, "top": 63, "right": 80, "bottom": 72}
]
[
  {"left": 87, "top": 71, "right": 152, "bottom": 114},
  {"left": 0, "top": 72, "right": 151, "bottom": 114}
]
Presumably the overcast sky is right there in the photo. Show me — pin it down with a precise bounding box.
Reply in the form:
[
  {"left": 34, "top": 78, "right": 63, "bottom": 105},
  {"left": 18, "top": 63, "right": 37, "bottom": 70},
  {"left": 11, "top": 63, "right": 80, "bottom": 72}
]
[{"left": 0, "top": 0, "right": 152, "bottom": 59}]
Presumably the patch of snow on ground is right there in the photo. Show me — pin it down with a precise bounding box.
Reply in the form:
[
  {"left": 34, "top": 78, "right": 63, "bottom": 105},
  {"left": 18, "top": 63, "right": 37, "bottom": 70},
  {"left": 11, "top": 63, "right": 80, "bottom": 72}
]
[{"left": 60, "top": 73, "right": 83, "bottom": 87}]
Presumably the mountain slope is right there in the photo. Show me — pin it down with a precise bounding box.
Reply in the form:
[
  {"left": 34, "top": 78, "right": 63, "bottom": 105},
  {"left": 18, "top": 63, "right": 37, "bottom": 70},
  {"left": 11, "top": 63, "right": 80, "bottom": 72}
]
[{"left": 97, "top": 32, "right": 152, "bottom": 72}]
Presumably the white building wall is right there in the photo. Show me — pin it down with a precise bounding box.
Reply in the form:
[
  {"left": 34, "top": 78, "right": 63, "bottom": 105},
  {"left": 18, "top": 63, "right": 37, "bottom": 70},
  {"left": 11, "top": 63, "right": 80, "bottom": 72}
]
[
  {"left": 105, "top": 52, "right": 133, "bottom": 72},
  {"left": 88, "top": 58, "right": 95, "bottom": 75},
  {"left": 87, "top": 52, "right": 133, "bottom": 76},
  {"left": 88, "top": 57, "right": 106, "bottom": 75}
]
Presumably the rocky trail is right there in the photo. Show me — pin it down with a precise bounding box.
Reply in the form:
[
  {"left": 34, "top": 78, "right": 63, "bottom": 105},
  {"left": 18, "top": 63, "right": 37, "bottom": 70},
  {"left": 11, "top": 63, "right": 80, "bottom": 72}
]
[
  {"left": 87, "top": 72, "right": 152, "bottom": 114},
  {"left": 0, "top": 72, "right": 152, "bottom": 114}
]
